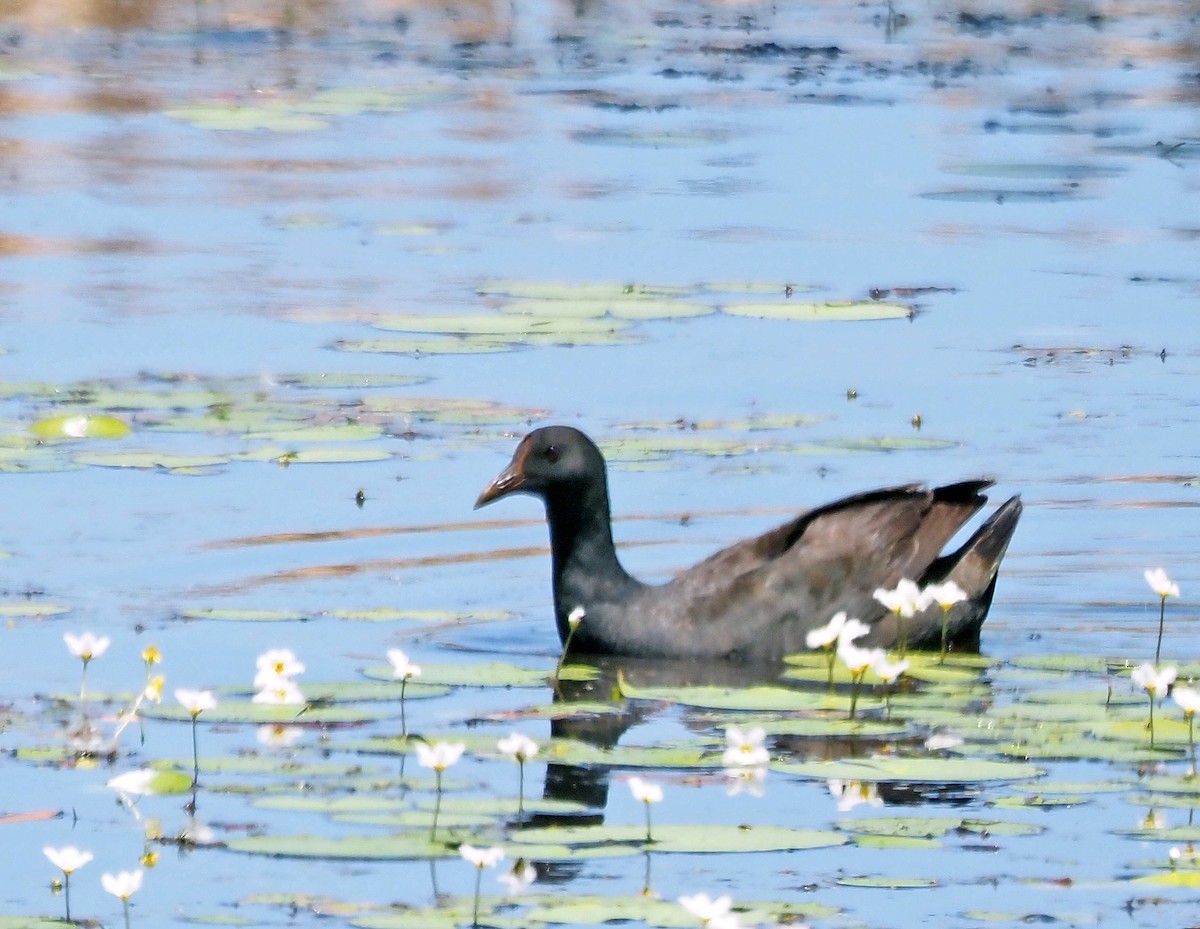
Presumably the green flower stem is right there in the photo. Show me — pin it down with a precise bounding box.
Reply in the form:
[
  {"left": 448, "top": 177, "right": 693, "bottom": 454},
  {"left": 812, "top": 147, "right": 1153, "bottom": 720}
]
[
  {"left": 824, "top": 647, "right": 836, "bottom": 691},
  {"left": 190, "top": 714, "right": 201, "bottom": 787},
  {"left": 555, "top": 624, "right": 580, "bottom": 680},
  {"left": 399, "top": 678, "right": 409, "bottom": 739},
  {"left": 939, "top": 606, "right": 951, "bottom": 664},
  {"left": 1155, "top": 595, "right": 1167, "bottom": 666},
  {"left": 895, "top": 614, "right": 908, "bottom": 658},
  {"left": 1188, "top": 715, "right": 1196, "bottom": 778},
  {"left": 430, "top": 770, "right": 444, "bottom": 842},
  {"left": 122, "top": 896, "right": 132, "bottom": 929},
  {"left": 517, "top": 759, "right": 526, "bottom": 820},
  {"left": 471, "top": 866, "right": 482, "bottom": 928},
  {"left": 643, "top": 801, "right": 654, "bottom": 844},
  {"left": 1148, "top": 695, "right": 1156, "bottom": 748},
  {"left": 849, "top": 671, "right": 864, "bottom": 720},
  {"left": 63, "top": 872, "right": 72, "bottom": 922}
]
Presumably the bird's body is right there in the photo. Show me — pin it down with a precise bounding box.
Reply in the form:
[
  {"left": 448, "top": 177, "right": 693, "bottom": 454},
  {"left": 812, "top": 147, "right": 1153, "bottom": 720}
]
[{"left": 476, "top": 426, "right": 1022, "bottom": 661}]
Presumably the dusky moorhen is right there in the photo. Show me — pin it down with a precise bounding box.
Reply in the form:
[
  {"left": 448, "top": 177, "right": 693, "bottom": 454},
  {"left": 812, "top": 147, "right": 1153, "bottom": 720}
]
[{"left": 476, "top": 426, "right": 1022, "bottom": 661}]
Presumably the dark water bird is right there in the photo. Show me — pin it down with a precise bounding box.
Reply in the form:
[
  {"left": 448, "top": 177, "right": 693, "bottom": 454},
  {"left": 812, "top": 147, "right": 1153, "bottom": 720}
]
[{"left": 476, "top": 426, "right": 1022, "bottom": 661}]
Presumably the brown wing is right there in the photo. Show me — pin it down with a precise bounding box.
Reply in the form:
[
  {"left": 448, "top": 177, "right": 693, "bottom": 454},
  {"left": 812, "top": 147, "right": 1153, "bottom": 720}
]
[{"left": 658, "top": 482, "right": 992, "bottom": 651}]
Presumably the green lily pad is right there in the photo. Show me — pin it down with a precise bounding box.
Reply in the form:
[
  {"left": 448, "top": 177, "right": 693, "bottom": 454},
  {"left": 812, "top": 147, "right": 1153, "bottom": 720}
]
[
  {"left": 619, "top": 680, "right": 863, "bottom": 713},
  {"left": 180, "top": 608, "right": 311, "bottom": 622},
  {"left": 775, "top": 756, "right": 1043, "bottom": 783},
  {"left": 852, "top": 834, "right": 943, "bottom": 849},
  {"left": 236, "top": 447, "right": 393, "bottom": 465},
  {"left": 836, "top": 875, "right": 938, "bottom": 889},
  {"left": 143, "top": 701, "right": 396, "bottom": 725},
  {"left": 74, "top": 451, "right": 228, "bottom": 473},
  {"left": 363, "top": 661, "right": 553, "bottom": 688},
  {"left": 373, "top": 314, "right": 629, "bottom": 335},
  {"left": 507, "top": 822, "right": 845, "bottom": 854},
  {"left": 722, "top": 301, "right": 913, "bottom": 321},
  {"left": 0, "top": 602, "right": 70, "bottom": 617},
  {"left": 542, "top": 738, "right": 713, "bottom": 769},
  {"left": 500, "top": 298, "right": 712, "bottom": 320},
  {"left": 226, "top": 833, "right": 461, "bottom": 860},
  {"left": 30, "top": 413, "right": 131, "bottom": 439},
  {"left": 331, "top": 608, "right": 512, "bottom": 623},
  {"left": 837, "top": 816, "right": 1043, "bottom": 838}
]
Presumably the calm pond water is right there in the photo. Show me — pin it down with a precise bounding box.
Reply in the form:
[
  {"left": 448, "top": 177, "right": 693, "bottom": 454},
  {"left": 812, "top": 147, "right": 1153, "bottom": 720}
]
[{"left": 2, "top": 0, "right": 1200, "bottom": 926}]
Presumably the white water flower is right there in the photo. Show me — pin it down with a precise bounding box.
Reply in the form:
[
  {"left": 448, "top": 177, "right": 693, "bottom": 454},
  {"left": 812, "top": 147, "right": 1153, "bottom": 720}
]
[
  {"left": 567, "top": 606, "right": 586, "bottom": 630},
  {"left": 724, "top": 765, "right": 767, "bottom": 797},
  {"left": 679, "top": 893, "right": 733, "bottom": 926},
  {"left": 107, "top": 769, "right": 159, "bottom": 798},
  {"left": 101, "top": 869, "right": 143, "bottom": 901},
  {"left": 64, "top": 632, "right": 110, "bottom": 662},
  {"left": 416, "top": 740, "right": 465, "bottom": 772},
  {"left": 1145, "top": 567, "right": 1180, "bottom": 599},
  {"left": 628, "top": 776, "right": 663, "bottom": 804},
  {"left": 805, "top": 611, "right": 869, "bottom": 649},
  {"left": 828, "top": 778, "right": 884, "bottom": 812},
  {"left": 498, "top": 859, "right": 537, "bottom": 894},
  {"left": 874, "top": 578, "right": 930, "bottom": 617},
  {"left": 837, "top": 640, "right": 881, "bottom": 676},
  {"left": 871, "top": 653, "right": 910, "bottom": 684},
  {"left": 498, "top": 732, "right": 539, "bottom": 762},
  {"left": 254, "top": 648, "right": 305, "bottom": 685},
  {"left": 175, "top": 688, "right": 217, "bottom": 716},
  {"left": 924, "top": 580, "right": 967, "bottom": 610},
  {"left": 257, "top": 723, "right": 304, "bottom": 748},
  {"left": 460, "top": 844, "right": 505, "bottom": 869},
  {"left": 722, "top": 725, "right": 769, "bottom": 767},
  {"left": 43, "top": 846, "right": 93, "bottom": 874},
  {"left": 252, "top": 675, "right": 305, "bottom": 705},
  {"left": 1132, "top": 663, "right": 1177, "bottom": 699},
  {"left": 387, "top": 648, "right": 422, "bottom": 681},
  {"left": 1174, "top": 687, "right": 1200, "bottom": 717}
]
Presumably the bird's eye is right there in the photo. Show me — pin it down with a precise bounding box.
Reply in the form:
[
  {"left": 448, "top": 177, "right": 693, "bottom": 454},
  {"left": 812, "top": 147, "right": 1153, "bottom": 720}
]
[{"left": 545, "top": 444, "right": 560, "bottom": 464}]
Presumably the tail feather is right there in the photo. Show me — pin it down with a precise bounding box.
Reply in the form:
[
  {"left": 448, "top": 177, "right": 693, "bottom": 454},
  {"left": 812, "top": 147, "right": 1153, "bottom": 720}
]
[{"left": 917, "top": 495, "right": 1022, "bottom": 650}]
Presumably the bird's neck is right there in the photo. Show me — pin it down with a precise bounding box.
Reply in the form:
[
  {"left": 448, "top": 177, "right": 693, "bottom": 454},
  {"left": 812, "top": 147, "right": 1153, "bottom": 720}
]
[{"left": 543, "top": 482, "right": 637, "bottom": 638}]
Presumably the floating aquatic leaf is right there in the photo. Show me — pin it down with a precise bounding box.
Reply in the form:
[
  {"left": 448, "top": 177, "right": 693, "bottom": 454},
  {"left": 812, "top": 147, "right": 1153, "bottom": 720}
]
[
  {"left": 478, "top": 280, "right": 693, "bottom": 301},
  {"left": 776, "top": 757, "right": 1042, "bottom": 783},
  {"left": 500, "top": 298, "right": 712, "bottom": 320},
  {"left": 181, "top": 608, "right": 311, "bottom": 623},
  {"left": 837, "top": 816, "right": 1043, "bottom": 838},
  {"left": 227, "top": 833, "right": 461, "bottom": 860},
  {"left": 816, "top": 436, "right": 958, "bottom": 452},
  {"left": 507, "top": 823, "right": 845, "bottom": 854},
  {"left": 836, "top": 876, "right": 938, "bottom": 888},
  {"left": 30, "top": 413, "right": 131, "bottom": 439},
  {"left": 619, "top": 679, "right": 862, "bottom": 712},
  {"left": 542, "top": 738, "right": 712, "bottom": 769},
  {"left": 362, "top": 661, "right": 553, "bottom": 688},
  {"left": 167, "top": 102, "right": 331, "bottom": 131},
  {"left": 143, "top": 702, "right": 395, "bottom": 725},
  {"left": 330, "top": 607, "right": 513, "bottom": 623},
  {"left": 722, "top": 301, "right": 913, "bottom": 321},
  {"left": 74, "top": 450, "right": 228, "bottom": 472},
  {"left": 373, "top": 314, "right": 629, "bottom": 335},
  {"left": 0, "top": 602, "right": 70, "bottom": 617},
  {"left": 235, "top": 447, "right": 393, "bottom": 465},
  {"left": 852, "top": 835, "right": 943, "bottom": 849}
]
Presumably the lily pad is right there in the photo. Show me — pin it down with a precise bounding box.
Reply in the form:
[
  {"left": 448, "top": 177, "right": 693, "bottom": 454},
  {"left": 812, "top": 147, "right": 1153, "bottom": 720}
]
[
  {"left": 775, "top": 757, "right": 1043, "bottom": 783},
  {"left": 836, "top": 875, "right": 938, "bottom": 889},
  {"left": 837, "top": 816, "right": 1043, "bottom": 838},
  {"left": 226, "top": 833, "right": 461, "bottom": 860},
  {"left": 180, "top": 608, "right": 311, "bottom": 623},
  {"left": 30, "top": 413, "right": 131, "bottom": 439},
  {"left": 507, "top": 822, "right": 845, "bottom": 854},
  {"left": 722, "top": 301, "right": 913, "bottom": 321}
]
